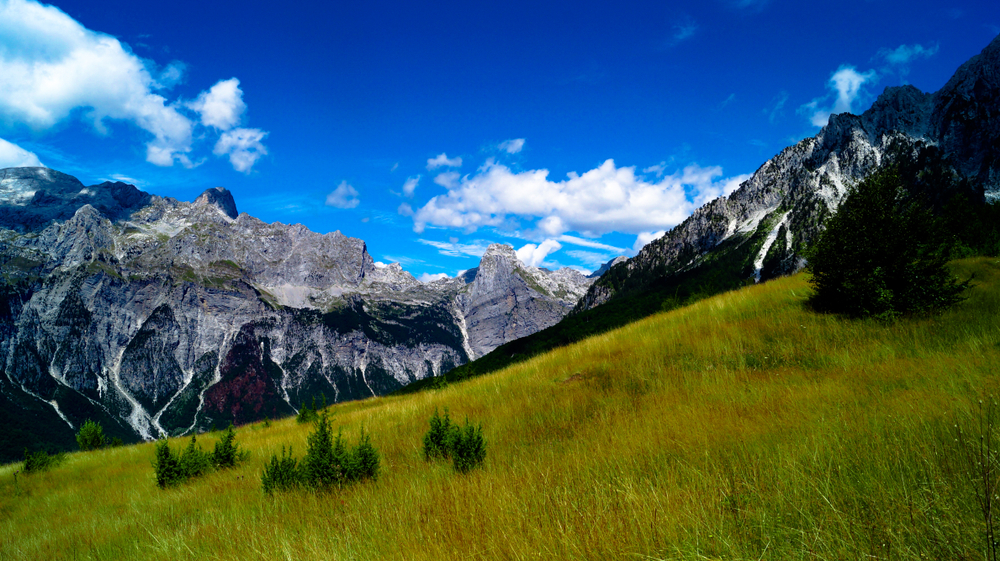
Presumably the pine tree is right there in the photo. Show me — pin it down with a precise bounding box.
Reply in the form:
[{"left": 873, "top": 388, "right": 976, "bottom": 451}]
[
  {"left": 76, "top": 419, "right": 107, "bottom": 451},
  {"left": 451, "top": 419, "right": 486, "bottom": 473},
  {"left": 352, "top": 428, "right": 380, "bottom": 482},
  {"left": 178, "top": 435, "right": 211, "bottom": 479},
  {"left": 301, "top": 411, "right": 342, "bottom": 490},
  {"left": 422, "top": 408, "right": 455, "bottom": 460},
  {"left": 153, "top": 440, "right": 181, "bottom": 488},
  {"left": 212, "top": 424, "right": 246, "bottom": 469},
  {"left": 261, "top": 446, "right": 300, "bottom": 494}
]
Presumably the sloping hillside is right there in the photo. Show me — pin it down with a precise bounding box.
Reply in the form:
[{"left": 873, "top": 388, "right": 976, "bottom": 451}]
[{"left": 2, "top": 257, "right": 998, "bottom": 560}]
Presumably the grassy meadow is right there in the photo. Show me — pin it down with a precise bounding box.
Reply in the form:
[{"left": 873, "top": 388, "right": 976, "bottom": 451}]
[{"left": 2, "top": 257, "right": 1000, "bottom": 560}]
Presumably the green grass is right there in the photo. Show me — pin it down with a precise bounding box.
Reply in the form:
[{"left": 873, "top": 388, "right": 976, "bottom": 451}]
[{"left": 2, "top": 257, "right": 999, "bottom": 560}]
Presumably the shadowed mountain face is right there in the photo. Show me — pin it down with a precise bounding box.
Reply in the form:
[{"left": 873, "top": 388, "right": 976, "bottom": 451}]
[
  {"left": 0, "top": 167, "right": 151, "bottom": 232},
  {"left": 577, "top": 33, "right": 1000, "bottom": 314},
  {"left": 0, "top": 169, "right": 594, "bottom": 459}
]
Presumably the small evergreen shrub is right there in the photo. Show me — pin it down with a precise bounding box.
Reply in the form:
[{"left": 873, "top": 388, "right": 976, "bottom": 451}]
[
  {"left": 451, "top": 419, "right": 486, "bottom": 473},
  {"left": 262, "top": 411, "right": 380, "bottom": 494},
  {"left": 153, "top": 440, "right": 181, "bottom": 488},
  {"left": 212, "top": 424, "right": 249, "bottom": 469},
  {"left": 301, "top": 411, "right": 343, "bottom": 489},
  {"left": 178, "top": 436, "right": 212, "bottom": 479},
  {"left": 153, "top": 428, "right": 248, "bottom": 488},
  {"left": 422, "top": 408, "right": 456, "bottom": 460},
  {"left": 261, "top": 446, "right": 300, "bottom": 494},
  {"left": 76, "top": 419, "right": 107, "bottom": 451},
  {"left": 296, "top": 395, "right": 325, "bottom": 424},
  {"left": 422, "top": 409, "right": 486, "bottom": 472},
  {"left": 352, "top": 429, "right": 380, "bottom": 482},
  {"left": 23, "top": 448, "right": 65, "bottom": 474}
]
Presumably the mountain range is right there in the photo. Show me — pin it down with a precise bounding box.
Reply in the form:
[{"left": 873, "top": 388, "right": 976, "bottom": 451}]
[
  {"left": 0, "top": 169, "right": 596, "bottom": 458},
  {"left": 3, "top": 33, "right": 999, "bottom": 461}
]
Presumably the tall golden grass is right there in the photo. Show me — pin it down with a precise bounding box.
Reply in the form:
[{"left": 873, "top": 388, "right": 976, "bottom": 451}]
[{"left": 3, "top": 257, "right": 999, "bottom": 560}]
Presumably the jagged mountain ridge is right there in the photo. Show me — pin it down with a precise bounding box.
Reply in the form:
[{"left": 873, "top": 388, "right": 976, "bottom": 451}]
[
  {"left": 578, "top": 33, "right": 1000, "bottom": 312},
  {"left": 0, "top": 169, "right": 593, "bottom": 457}
]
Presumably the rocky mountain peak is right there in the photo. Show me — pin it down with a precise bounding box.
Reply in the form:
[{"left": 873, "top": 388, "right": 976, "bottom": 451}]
[
  {"left": 589, "top": 256, "right": 628, "bottom": 279},
  {"left": 862, "top": 85, "right": 933, "bottom": 138},
  {"left": 481, "top": 242, "right": 517, "bottom": 260},
  {"left": 0, "top": 166, "right": 151, "bottom": 232},
  {"left": 194, "top": 186, "right": 239, "bottom": 219},
  {"left": 468, "top": 243, "right": 518, "bottom": 297}
]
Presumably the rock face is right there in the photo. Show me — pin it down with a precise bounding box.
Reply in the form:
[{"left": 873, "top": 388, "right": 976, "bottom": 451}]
[
  {"left": 577, "top": 33, "right": 1000, "bottom": 313},
  {"left": 456, "top": 244, "right": 591, "bottom": 358},
  {"left": 0, "top": 171, "right": 593, "bottom": 456}
]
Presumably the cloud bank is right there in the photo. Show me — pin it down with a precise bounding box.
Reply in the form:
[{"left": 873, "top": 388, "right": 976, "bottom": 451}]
[
  {"left": 409, "top": 159, "right": 749, "bottom": 250},
  {"left": 0, "top": 137, "right": 42, "bottom": 168},
  {"left": 0, "top": 0, "right": 268, "bottom": 172}
]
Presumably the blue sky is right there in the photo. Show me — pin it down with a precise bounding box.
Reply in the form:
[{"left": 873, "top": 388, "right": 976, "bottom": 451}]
[{"left": 1, "top": 0, "right": 998, "bottom": 280}]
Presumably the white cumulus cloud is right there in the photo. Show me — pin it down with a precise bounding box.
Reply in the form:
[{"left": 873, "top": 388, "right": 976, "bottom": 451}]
[
  {"left": 427, "top": 153, "right": 462, "bottom": 170},
  {"left": 325, "top": 181, "right": 360, "bottom": 209},
  {"left": 417, "top": 272, "right": 450, "bottom": 283},
  {"left": 188, "top": 78, "right": 246, "bottom": 130},
  {"left": 801, "top": 65, "right": 877, "bottom": 127},
  {"left": 633, "top": 230, "right": 667, "bottom": 252},
  {"left": 410, "top": 158, "right": 749, "bottom": 251},
  {"left": 214, "top": 128, "right": 268, "bottom": 173},
  {"left": 0, "top": 137, "right": 43, "bottom": 168},
  {"left": 516, "top": 239, "right": 562, "bottom": 267},
  {"left": 402, "top": 175, "right": 420, "bottom": 197},
  {"left": 0, "top": 0, "right": 267, "bottom": 172},
  {"left": 499, "top": 138, "right": 525, "bottom": 154},
  {"left": 879, "top": 43, "right": 939, "bottom": 66}
]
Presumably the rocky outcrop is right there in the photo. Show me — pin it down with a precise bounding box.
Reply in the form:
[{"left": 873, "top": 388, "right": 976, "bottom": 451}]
[
  {"left": 0, "top": 170, "right": 593, "bottom": 455},
  {"left": 457, "top": 244, "right": 589, "bottom": 358},
  {"left": 578, "top": 33, "right": 1000, "bottom": 312},
  {"left": 193, "top": 187, "right": 239, "bottom": 220}
]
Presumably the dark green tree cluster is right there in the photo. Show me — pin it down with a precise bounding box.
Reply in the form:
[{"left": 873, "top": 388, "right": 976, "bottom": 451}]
[
  {"left": 75, "top": 420, "right": 124, "bottom": 451},
  {"left": 261, "top": 411, "right": 380, "bottom": 494},
  {"left": 422, "top": 408, "right": 486, "bottom": 473},
  {"left": 22, "top": 448, "right": 65, "bottom": 474},
  {"left": 76, "top": 419, "right": 106, "bottom": 451},
  {"left": 153, "top": 425, "right": 248, "bottom": 488},
  {"left": 806, "top": 167, "right": 969, "bottom": 319},
  {"left": 261, "top": 446, "right": 300, "bottom": 494}
]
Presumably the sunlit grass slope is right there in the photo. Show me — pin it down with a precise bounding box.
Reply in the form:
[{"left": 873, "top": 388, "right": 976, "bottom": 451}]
[{"left": 3, "top": 257, "right": 999, "bottom": 560}]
